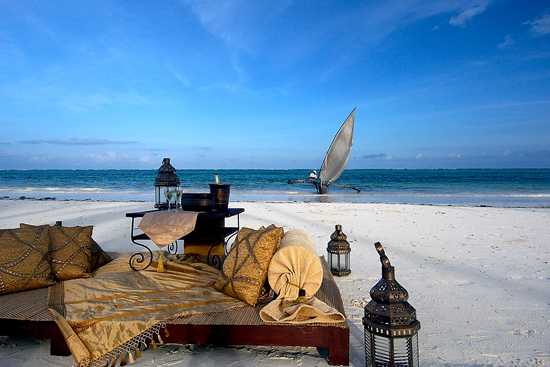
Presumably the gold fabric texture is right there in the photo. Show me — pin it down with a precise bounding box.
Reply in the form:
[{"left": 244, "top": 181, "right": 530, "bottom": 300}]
[
  {"left": 215, "top": 225, "right": 284, "bottom": 306},
  {"left": 47, "top": 225, "right": 94, "bottom": 281},
  {"left": 0, "top": 227, "right": 53, "bottom": 295},
  {"left": 49, "top": 255, "right": 245, "bottom": 367},
  {"left": 260, "top": 229, "right": 345, "bottom": 324}
]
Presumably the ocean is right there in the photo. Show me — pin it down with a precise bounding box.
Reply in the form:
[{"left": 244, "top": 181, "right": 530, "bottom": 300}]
[{"left": 0, "top": 169, "right": 549, "bottom": 208}]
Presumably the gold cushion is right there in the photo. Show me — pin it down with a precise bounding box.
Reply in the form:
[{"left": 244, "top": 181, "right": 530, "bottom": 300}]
[
  {"left": 20, "top": 223, "right": 111, "bottom": 272},
  {"left": 0, "top": 227, "right": 54, "bottom": 295},
  {"left": 48, "top": 226, "right": 94, "bottom": 280},
  {"left": 21, "top": 223, "right": 97, "bottom": 279},
  {"left": 215, "top": 225, "right": 283, "bottom": 306}
]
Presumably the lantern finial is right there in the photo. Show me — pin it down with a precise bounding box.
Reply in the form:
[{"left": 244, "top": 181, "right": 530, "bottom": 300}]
[{"left": 374, "top": 242, "right": 395, "bottom": 280}]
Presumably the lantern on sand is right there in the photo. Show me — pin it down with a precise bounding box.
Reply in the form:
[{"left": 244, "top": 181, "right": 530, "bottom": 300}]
[
  {"left": 327, "top": 224, "right": 351, "bottom": 276},
  {"left": 363, "top": 242, "right": 420, "bottom": 367}
]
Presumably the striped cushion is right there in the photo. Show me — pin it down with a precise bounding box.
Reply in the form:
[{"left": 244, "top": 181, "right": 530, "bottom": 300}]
[{"left": 0, "top": 227, "right": 54, "bottom": 295}]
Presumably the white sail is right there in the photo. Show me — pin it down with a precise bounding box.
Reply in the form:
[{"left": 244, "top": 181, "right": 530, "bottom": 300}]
[{"left": 319, "top": 108, "right": 356, "bottom": 186}]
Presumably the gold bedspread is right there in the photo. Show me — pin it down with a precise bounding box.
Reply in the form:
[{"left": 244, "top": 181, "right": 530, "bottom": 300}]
[{"left": 49, "top": 255, "right": 245, "bottom": 367}]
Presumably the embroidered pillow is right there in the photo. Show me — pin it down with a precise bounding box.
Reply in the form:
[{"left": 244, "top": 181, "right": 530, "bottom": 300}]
[
  {"left": 19, "top": 223, "right": 106, "bottom": 280},
  {"left": 20, "top": 223, "right": 111, "bottom": 272},
  {"left": 0, "top": 227, "right": 54, "bottom": 295},
  {"left": 215, "top": 225, "right": 284, "bottom": 306},
  {"left": 48, "top": 225, "right": 94, "bottom": 280}
]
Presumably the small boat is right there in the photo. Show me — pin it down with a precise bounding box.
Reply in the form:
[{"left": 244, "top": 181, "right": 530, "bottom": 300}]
[{"left": 288, "top": 108, "right": 359, "bottom": 194}]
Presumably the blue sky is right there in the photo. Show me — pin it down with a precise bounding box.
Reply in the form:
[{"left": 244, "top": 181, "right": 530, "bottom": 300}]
[{"left": 0, "top": 0, "right": 549, "bottom": 169}]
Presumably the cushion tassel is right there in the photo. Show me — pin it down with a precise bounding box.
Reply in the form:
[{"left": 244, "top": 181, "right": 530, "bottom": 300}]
[
  {"left": 164, "top": 328, "right": 170, "bottom": 338},
  {"left": 128, "top": 351, "right": 135, "bottom": 364},
  {"left": 151, "top": 340, "right": 157, "bottom": 350},
  {"left": 157, "top": 333, "right": 164, "bottom": 345},
  {"left": 119, "top": 353, "right": 128, "bottom": 366},
  {"left": 135, "top": 348, "right": 142, "bottom": 359}
]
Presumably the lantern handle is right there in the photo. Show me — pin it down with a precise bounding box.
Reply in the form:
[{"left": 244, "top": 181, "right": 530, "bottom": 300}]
[{"left": 374, "top": 242, "right": 392, "bottom": 269}]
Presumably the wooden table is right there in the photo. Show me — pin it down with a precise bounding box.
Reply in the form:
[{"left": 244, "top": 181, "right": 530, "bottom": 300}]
[{"left": 125, "top": 208, "right": 244, "bottom": 270}]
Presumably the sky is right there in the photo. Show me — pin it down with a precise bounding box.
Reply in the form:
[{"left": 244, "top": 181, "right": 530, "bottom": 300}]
[{"left": 0, "top": 0, "right": 549, "bottom": 169}]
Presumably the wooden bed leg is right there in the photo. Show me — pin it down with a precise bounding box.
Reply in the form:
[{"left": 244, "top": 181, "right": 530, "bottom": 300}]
[
  {"left": 50, "top": 328, "right": 71, "bottom": 356},
  {"left": 326, "top": 328, "right": 349, "bottom": 366}
]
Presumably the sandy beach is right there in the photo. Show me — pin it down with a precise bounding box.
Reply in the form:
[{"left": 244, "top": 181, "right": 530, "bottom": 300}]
[{"left": 0, "top": 199, "right": 548, "bottom": 366}]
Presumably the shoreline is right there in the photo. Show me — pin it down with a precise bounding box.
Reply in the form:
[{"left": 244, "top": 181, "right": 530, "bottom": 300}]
[{"left": 1, "top": 196, "right": 550, "bottom": 210}]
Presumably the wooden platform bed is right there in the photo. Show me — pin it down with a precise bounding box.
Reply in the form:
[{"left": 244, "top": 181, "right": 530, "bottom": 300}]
[{"left": 0, "top": 257, "right": 349, "bottom": 366}]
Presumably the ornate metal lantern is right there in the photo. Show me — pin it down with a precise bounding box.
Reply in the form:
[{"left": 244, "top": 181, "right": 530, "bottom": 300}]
[
  {"left": 327, "top": 224, "right": 351, "bottom": 276},
  {"left": 154, "top": 158, "right": 180, "bottom": 209},
  {"left": 363, "top": 242, "right": 420, "bottom": 367}
]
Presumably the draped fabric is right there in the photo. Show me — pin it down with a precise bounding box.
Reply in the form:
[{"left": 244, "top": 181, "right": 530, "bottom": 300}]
[
  {"left": 138, "top": 210, "right": 198, "bottom": 247},
  {"left": 260, "top": 229, "right": 345, "bottom": 324},
  {"left": 49, "top": 255, "right": 245, "bottom": 367}
]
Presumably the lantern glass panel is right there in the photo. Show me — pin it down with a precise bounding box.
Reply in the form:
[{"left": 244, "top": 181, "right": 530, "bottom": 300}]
[
  {"left": 330, "top": 252, "right": 339, "bottom": 272},
  {"left": 364, "top": 331, "right": 419, "bottom": 367},
  {"left": 155, "top": 185, "right": 179, "bottom": 208}
]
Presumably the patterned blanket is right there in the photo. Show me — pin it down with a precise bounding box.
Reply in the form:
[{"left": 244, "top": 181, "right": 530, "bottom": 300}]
[{"left": 49, "top": 255, "right": 245, "bottom": 367}]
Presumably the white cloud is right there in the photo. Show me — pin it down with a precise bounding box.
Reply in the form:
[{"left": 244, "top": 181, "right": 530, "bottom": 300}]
[
  {"left": 449, "top": 1, "right": 489, "bottom": 26},
  {"left": 524, "top": 13, "right": 550, "bottom": 36},
  {"left": 497, "top": 35, "right": 514, "bottom": 49},
  {"left": 183, "top": 0, "right": 292, "bottom": 53},
  {"left": 19, "top": 138, "right": 138, "bottom": 146}
]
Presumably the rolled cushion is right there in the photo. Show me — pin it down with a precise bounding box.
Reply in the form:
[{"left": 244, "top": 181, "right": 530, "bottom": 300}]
[
  {"left": 260, "top": 229, "right": 345, "bottom": 324},
  {"left": 215, "top": 225, "right": 284, "bottom": 306},
  {"left": 0, "top": 227, "right": 54, "bottom": 295},
  {"left": 267, "top": 229, "right": 323, "bottom": 299},
  {"left": 21, "top": 223, "right": 94, "bottom": 280}
]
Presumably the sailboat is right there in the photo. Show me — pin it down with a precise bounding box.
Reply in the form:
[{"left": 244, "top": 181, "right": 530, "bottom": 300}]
[{"left": 288, "top": 108, "right": 358, "bottom": 194}]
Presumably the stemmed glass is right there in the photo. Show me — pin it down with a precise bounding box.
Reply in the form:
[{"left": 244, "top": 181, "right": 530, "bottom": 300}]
[{"left": 164, "top": 189, "right": 183, "bottom": 209}]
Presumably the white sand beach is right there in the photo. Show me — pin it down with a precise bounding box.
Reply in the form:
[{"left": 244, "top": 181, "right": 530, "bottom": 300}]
[{"left": 0, "top": 199, "right": 549, "bottom": 366}]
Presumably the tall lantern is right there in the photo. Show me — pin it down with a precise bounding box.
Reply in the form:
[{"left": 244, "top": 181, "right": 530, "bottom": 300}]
[
  {"left": 327, "top": 224, "right": 351, "bottom": 276},
  {"left": 363, "top": 242, "right": 420, "bottom": 367},
  {"left": 154, "top": 158, "right": 180, "bottom": 209}
]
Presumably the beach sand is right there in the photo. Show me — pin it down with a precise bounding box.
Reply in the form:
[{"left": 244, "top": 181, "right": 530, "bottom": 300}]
[{"left": 0, "top": 199, "right": 548, "bottom": 366}]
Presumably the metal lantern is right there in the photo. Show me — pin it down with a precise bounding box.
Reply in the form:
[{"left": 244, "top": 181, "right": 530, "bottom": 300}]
[
  {"left": 363, "top": 242, "right": 420, "bottom": 367},
  {"left": 327, "top": 224, "right": 351, "bottom": 276},
  {"left": 154, "top": 158, "right": 180, "bottom": 209}
]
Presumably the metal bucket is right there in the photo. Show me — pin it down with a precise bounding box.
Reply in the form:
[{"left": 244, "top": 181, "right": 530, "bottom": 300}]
[{"left": 209, "top": 184, "right": 230, "bottom": 211}]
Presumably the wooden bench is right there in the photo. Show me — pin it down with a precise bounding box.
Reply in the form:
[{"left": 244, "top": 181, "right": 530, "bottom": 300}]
[{"left": 0, "top": 258, "right": 349, "bottom": 365}]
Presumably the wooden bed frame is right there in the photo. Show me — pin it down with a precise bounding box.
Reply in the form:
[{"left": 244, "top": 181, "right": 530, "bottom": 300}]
[{"left": 0, "top": 258, "right": 349, "bottom": 366}]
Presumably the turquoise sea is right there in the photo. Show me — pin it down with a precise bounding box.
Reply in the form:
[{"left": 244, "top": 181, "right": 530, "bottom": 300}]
[{"left": 0, "top": 169, "right": 549, "bottom": 207}]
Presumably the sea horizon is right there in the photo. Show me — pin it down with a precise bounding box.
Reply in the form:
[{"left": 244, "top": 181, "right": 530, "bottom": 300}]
[{"left": 1, "top": 168, "right": 549, "bottom": 208}]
